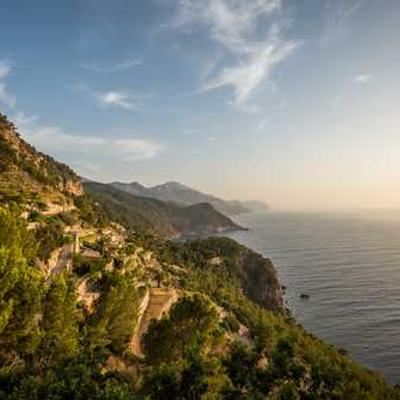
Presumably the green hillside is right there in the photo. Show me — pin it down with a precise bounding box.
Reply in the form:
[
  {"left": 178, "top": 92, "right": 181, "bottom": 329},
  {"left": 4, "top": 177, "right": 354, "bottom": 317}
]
[
  {"left": 84, "top": 181, "right": 242, "bottom": 239},
  {"left": 0, "top": 111, "right": 399, "bottom": 399}
]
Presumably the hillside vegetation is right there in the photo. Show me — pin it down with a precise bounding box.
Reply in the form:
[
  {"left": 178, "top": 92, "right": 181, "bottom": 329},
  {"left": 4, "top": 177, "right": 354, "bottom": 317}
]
[
  {"left": 0, "top": 111, "right": 399, "bottom": 399},
  {"left": 0, "top": 114, "right": 83, "bottom": 203},
  {"left": 84, "top": 181, "right": 242, "bottom": 239}
]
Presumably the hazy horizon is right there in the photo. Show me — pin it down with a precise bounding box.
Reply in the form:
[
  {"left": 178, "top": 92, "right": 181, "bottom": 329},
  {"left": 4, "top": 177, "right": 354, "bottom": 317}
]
[
  {"left": 1, "top": 0, "right": 400, "bottom": 210},
  {"left": 91, "top": 176, "right": 400, "bottom": 212}
]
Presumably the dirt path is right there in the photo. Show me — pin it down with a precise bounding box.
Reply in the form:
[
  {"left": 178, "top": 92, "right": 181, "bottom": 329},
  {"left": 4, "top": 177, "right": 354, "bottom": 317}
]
[
  {"left": 52, "top": 243, "right": 73, "bottom": 275},
  {"left": 131, "top": 288, "right": 178, "bottom": 356}
]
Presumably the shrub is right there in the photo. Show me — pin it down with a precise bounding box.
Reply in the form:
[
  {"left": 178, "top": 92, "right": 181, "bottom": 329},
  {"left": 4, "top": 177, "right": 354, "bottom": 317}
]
[
  {"left": 143, "top": 294, "right": 219, "bottom": 365},
  {"left": 224, "top": 313, "right": 241, "bottom": 333},
  {"left": 58, "top": 211, "right": 77, "bottom": 226}
]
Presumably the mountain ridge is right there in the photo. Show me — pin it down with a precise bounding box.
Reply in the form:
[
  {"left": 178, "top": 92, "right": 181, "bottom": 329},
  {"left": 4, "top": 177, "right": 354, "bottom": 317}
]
[
  {"left": 111, "top": 180, "right": 270, "bottom": 216},
  {"left": 84, "top": 180, "right": 243, "bottom": 239}
]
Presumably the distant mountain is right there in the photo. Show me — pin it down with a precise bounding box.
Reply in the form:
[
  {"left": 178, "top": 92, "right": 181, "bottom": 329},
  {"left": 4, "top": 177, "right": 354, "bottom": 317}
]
[
  {"left": 84, "top": 181, "right": 243, "bottom": 239},
  {"left": 0, "top": 113, "right": 241, "bottom": 241},
  {"left": 241, "top": 200, "right": 270, "bottom": 212},
  {"left": 111, "top": 181, "right": 269, "bottom": 215}
]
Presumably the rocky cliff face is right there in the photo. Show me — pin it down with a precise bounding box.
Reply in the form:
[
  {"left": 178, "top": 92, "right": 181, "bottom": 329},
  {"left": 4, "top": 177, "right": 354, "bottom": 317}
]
[
  {"left": 238, "top": 250, "right": 284, "bottom": 312},
  {"left": 165, "top": 237, "right": 285, "bottom": 313},
  {"left": 0, "top": 112, "right": 83, "bottom": 199},
  {"left": 63, "top": 179, "right": 84, "bottom": 197}
]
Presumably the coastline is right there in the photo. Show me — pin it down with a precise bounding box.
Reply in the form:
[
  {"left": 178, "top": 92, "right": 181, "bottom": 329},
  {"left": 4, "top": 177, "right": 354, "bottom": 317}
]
[{"left": 224, "top": 210, "right": 400, "bottom": 384}]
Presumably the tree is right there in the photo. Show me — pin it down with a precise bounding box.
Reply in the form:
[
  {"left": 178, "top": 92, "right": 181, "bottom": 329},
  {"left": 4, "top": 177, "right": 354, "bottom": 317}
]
[
  {"left": 143, "top": 294, "right": 219, "bottom": 365},
  {"left": 224, "top": 341, "right": 257, "bottom": 390},
  {"left": 142, "top": 349, "right": 229, "bottom": 400},
  {"left": 0, "top": 205, "right": 37, "bottom": 262},
  {"left": 142, "top": 364, "right": 181, "bottom": 399},
  {"left": 40, "top": 273, "right": 79, "bottom": 362},
  {"left": 0, "top": 206, "right": 44, "bottom": 368},
  {"left": 88, "top": 275, "right": 139, "bottom": 354}
]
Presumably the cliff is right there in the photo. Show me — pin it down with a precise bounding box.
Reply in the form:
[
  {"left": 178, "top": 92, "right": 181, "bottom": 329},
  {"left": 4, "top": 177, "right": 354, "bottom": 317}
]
[
  {"left": 158, "top": 237, "right": 284, "bottom": 311},
  {"left": 0, "top": 113, "right": 83, "bottom": 207}
]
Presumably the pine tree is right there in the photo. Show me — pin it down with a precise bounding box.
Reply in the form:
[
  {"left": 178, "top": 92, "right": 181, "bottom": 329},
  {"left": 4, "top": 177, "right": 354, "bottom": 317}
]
[
  {"left": 0, "top": 206, "right": 44, "bottom": 370},
  {"left": 41, "top": 273, "right": 79, "bottom": 362}
]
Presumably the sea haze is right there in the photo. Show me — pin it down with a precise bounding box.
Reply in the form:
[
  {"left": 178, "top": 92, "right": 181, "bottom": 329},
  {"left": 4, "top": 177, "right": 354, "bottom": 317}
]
[{"left": 227, "top": 210, "right": 400, "bottom": 384}]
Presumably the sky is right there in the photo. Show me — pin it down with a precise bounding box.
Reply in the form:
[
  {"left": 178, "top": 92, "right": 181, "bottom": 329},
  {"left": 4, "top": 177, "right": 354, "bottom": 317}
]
[{"left": 0, "top": 0, "right": 400, "bottom": 210}]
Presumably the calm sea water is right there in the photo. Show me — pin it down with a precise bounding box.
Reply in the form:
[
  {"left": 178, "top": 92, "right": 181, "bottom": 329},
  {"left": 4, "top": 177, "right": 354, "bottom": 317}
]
[{"left": 227, "top": 210, "right": 400, "bottom": 384}]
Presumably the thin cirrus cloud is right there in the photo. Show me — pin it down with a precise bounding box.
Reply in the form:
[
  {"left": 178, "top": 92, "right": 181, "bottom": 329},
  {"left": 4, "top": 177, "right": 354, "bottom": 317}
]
[
  {"left": 169, "top": 0, "right": 298, "bottom": 109},
  {"left": 203, "top": 40, "right": 297, "bottom": 108},
  {"left": 0, "top": 62, "right": 162, "bottom": 165},
  {"left": 77, "top": 84, "right": 144, "bottom": 111},
  {"left": 20, "top": 123, "right": 163, "bottom": 162},
  {"left": 353, "top": 73, "right": 371, "bottom": 83},
  {"left": 98, "top": 91, "right": 141, "bottom": 111},
  {"left": 0, "top": 59, "right": 16, "bottom": 109},
  {"left": 257, "top": 117, "right": 270, "bottom": 131},
  {"left": 320, "top": 0, "right": 365, "bottom": 46},
  {"left": 111, "top": 139, "right": 163, "bottom": 161},
  {"left": 81, "top": 58, "right": 143, "bottom": 73}
]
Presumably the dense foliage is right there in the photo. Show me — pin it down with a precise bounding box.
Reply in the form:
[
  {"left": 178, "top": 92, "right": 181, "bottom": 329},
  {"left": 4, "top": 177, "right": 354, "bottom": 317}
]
[
  {"left": 34, "top": 215, "right": 67, "bottom": 261},
  {"left": 0, "top": 206, "right": 138, "bottom": 399},
  {"left": 139, "top": 238, "right": 399, "bottom": 399},
  {"left": 0, "top": 140, "right": 16, "bottom": 173},
  {"left": 0, "top": 204, "right": 399, "bottom": 398},
  {"left": 143, "top": 294, "right": 220, "bottom": 365},
  {"left": 148, "top": 237, "right": 283, "bottom": 311},
  {"left": 74, "top": 194, "right": 110, "bottom": 227}
]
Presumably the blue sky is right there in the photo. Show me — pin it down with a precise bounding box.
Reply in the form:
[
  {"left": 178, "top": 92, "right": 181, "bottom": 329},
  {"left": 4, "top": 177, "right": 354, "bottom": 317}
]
[{"left": 1, "top": 0, "right": 400, "bottom": 209}]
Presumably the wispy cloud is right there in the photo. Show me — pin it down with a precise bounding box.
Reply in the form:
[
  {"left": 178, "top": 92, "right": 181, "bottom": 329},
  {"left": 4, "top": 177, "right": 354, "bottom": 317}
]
[
  {"left": 0, "top": 57, "right": 163, "bottom": 184},
  {"left": 72, "top": 161, "right": 101, "bottom": 173},
  {"left": 320, "top": 0, "right": 365, "bottom": 46},
  {"left": 26, "top": 125, "right": 105, "bottom": 151},
  {"left": 169, "top": 0, "right": 298, "bottom": 109},
  {"left": 77, "top": 84, "right": 144, "bottom": 111},
  {"left": 257, "top": 117, "right": 270, "bottom": 131},
  {"left": 111, "top": 139, "right": 162, "bottom": 161},
  {"left": 171, "top": 0, "right": 282, "bottom": 51},
  {"left": 353, "top": 73, "right": 371, "bottom": 83},
  {"left": 98, "top": 91, "right": 141, "bottom": 111},
  {"left": 0, "top": 62, "right": 38, "bottom": 132},
  {"left": 203, "top": 39, "right": 296, "bottom": 107},
  {"left": 0, "top": 62, "right": 162, "bottom": 164},
  {"left": 0, "top": 60, "right": 16, "bottom": 109},
  {"left": 81, "top": 58, "right": 143, "bottom": 73},
  {"left": 18, "top": 121, "right": 163, "bottom": 162}
]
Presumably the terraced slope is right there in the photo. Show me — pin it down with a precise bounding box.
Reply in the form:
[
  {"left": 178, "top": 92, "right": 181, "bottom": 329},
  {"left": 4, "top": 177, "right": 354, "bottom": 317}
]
[{"left": 131, "top": 288, "right": 179, "bottom": 356}]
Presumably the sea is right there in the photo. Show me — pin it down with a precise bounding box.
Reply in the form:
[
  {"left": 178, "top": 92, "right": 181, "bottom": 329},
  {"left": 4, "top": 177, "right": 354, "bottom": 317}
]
[{"left": 227, "top": 210, "right": 400, "bottom": 384}]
